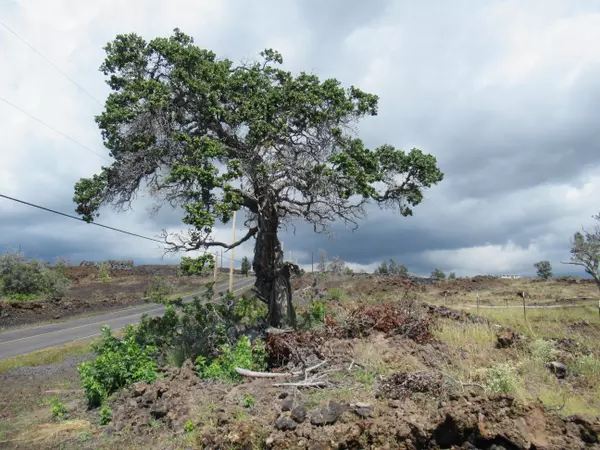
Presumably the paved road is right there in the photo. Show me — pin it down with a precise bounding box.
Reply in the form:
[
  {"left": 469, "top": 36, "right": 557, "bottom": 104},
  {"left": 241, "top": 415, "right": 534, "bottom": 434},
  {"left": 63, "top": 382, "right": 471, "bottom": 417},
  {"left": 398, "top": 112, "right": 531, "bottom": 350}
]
[{"left": 0, "top": 277, "right": 255, "bottom": 360}]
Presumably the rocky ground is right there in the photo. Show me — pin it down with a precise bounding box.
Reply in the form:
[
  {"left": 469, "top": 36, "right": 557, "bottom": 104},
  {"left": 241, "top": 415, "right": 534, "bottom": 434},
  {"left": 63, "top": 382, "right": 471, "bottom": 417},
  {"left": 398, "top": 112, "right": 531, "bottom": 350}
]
[{"left": 1, "top": 275, "right": 599, "bottom": 449}]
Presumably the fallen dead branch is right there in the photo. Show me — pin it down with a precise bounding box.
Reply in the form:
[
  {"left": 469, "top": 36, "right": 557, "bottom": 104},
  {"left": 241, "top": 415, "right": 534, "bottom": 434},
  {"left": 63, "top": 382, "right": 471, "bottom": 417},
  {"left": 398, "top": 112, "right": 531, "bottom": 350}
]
[
  {"left": 273, "top": 381, "right": 327, "bottom": 388},
  {"left": 234, "top": 368, "right": 292, "bottom": 378}
]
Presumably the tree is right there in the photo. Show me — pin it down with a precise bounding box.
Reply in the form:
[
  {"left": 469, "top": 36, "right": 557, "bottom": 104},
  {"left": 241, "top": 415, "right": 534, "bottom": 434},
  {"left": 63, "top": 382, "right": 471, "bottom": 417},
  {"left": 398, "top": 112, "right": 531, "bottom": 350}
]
[
  {"left": 448, "top": 272, "right": 456, "bottom": 280},
  {"left": 562, "top": 213, "right": 600, "bottom": 290},
  {"left": 328, "top": 257, "right": 346, "bottom": 276},
  {"left": 375, "top": 261, "right": 389, "bottom": 275},
  {"left": 241, "top": 256, "right": 251, "bottom": 277},
  {"left": 387, "top": 259, "right": 408, "bottom": 276},
  {"left": 431, "top": 268, "right": 446, "bottom": 280},
  {"left": 73, "top": 29, "right": 444, "bottom": 327},
  {"left": 533, "top": 260, "right": 552, "bottom": 280},
  {"left": 317, "top": 249, "right": 328, "bottom": 274}
]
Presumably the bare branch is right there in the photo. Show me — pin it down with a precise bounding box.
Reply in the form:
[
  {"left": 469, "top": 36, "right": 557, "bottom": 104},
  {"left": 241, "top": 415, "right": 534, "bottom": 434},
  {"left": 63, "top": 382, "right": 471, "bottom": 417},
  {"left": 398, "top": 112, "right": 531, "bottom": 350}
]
[{"left": 163, "top": 226, "right": 259, "bottom": 252}]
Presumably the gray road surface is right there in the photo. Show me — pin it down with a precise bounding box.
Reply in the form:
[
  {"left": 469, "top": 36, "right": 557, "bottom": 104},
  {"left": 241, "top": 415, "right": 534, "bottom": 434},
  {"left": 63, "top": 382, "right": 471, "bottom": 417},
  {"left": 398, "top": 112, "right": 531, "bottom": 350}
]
[{"left": 0, "top": 277, "right": 255, "bottom": 360}]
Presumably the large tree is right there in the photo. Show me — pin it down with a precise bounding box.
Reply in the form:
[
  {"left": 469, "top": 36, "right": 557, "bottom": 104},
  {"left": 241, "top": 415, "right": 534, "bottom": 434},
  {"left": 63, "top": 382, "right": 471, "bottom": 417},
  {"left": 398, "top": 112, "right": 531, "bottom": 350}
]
[
  {"left": 562, "top": 213, "right": 600, "bottom": 290},
  {"left": 73, "top": 29, "right": 444, "bottom": 328}
]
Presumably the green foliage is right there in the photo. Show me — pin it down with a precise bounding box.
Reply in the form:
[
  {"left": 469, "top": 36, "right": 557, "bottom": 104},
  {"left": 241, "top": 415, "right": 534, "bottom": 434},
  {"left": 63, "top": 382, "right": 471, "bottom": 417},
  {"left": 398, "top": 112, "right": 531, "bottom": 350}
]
[
  {"left": 196, "top": 336, "right": 267, "bottom": 382},
  {"left": 145, "top": 276, "right": 175, "bottom": 303},
  {"left": 482, "top": 363, "right": 519, "bottom": 394},
  {"left": 327, "top": 257, "right": 346, "bottom": 275},
  {"left": 533, "top": 260, "right": 552, "bottom": 279},
  {"left": 431, "top": 268, "right": 446, "bottom": 280},
  {"left": 49, "top": 396, "right": 68, "bottom": 421},
  {"left": 567, "top": 214, "right": 600, "bottom": 280},
  {"left": 73, "top": 28, "right": 443, "bottom": 306},
  {"left": 78, "top": 325, "right": 158, "bottom": 407},
  {"left": 573, "top": 355, "right": 600, "bottom": 386},
  {"left": 448, "top": 272, "right": 456, "bottom": 280},
  {"left": 98, "top": 262, "right": 111, "bottom": 282},
  {"left": 300, "top": 299, "right": 327, "bottom": 330},
  {"left": 0, "top": 250, "right": 70, "bottom": 300},
  {"left": 184, "top": 419, "right": 196, "bottom": 433},
  {"left": 233, "top": 294, "right": 268, "bottom": 326},
  {"left": 243, "top": 394, "right": 256, "bottom": 409},
  {"left": 326, "top": 287, "right": 344, "bottom": 301},
  {"left": 375, "top": 261, "right": 388, "bottom": 275},
  {"left": 529, "top": 339, "right": 556, "bottom": 363},
  {"left": 241, "top": 256, "right": 251, "bottom": 277},
  {"left": 99, "top": 405, "right": 112, "bottom": 425}
]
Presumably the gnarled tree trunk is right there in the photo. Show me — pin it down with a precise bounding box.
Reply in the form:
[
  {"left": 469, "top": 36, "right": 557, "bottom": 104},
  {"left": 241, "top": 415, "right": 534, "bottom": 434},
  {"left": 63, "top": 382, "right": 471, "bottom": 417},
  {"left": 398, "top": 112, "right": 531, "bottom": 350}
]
[{"left": 252, "top": 198, "right": 296, "bottom": 328}]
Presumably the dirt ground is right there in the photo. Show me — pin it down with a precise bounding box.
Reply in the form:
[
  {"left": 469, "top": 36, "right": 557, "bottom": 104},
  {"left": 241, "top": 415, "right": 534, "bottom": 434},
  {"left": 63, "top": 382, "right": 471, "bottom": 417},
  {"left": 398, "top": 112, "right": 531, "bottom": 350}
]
[
  {"left": 1, "top": 274, "right": 599, "bottom": 449},
  {"left": 0, "top": 265, "right": 232, "bottom": 330}
]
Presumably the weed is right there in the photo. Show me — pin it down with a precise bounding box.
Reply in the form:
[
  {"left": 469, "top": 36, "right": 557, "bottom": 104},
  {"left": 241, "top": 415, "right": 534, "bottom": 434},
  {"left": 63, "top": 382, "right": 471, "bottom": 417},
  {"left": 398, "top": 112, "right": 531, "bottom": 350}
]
[
  {"left": 529, "top": 339, "right": 556, "bottom": 363},
  {"left": 300, "top": 299, "right": 326, "bottom": 329},
  {"left": 145, "top": 276, "right": 175, "bottom": 303},
  {"left": 233, "top": 294, "right": 268, "bottom": 326},
  {"left": 480, "top": 363, "right": 520, "bottom": 394},
  {"left": 98, "top": 262, "right": 111, "bottom": 282},
  {"left": 574, "top": 355, "right": 600, "bottom": 387},
  {"left": 78, "top": 325, "right": 158, "bottom": 407},
  {"left": 243, "top": 394, "right": 255, "bottom": 409},
  {"left": 234, "top": 410, "right": 250, "bottom": 421},
  {"left": 99, "top": 405, "right": 112, "bottom": 425},
  {"left": 49, "top": 396, "right": 68, "bottom": 421},
  {"left": 196, "top": 335, "right": 267, "bottom": 382},
  {"left": 184, "top": 419, "right": 196, "bottom": 433},
  {"left": 327, "top": 287, "right": 345, "bottom": 301}
]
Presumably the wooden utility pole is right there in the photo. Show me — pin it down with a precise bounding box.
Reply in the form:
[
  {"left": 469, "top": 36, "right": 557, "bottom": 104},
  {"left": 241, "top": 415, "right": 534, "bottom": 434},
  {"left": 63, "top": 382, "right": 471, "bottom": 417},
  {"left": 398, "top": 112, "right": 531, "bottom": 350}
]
[
  {"left": 212, "top": 251, "right": 218, "bottom": 302},
  {"left": 311, "top": 251, "right": 314, "bottom": 273},
  {"left": 220, "top": 249, "right": 223, "bottom": 269},
  {"left": 229, "top": 211, "right": 237, "bottom": 292}
]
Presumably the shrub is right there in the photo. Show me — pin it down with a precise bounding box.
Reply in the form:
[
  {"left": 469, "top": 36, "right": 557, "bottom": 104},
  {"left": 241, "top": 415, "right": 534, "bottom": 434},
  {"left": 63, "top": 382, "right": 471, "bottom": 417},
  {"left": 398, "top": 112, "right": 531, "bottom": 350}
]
[
  {"left": 573, "top": 355, "right": 600, "bottom": 387},
  {"left": 196, "top": 335, "right": 268, "bottom": 382},
  {"left": 78, "top": 325, "right": 158, "bottom": 407},
  {"left": 243, "top": 394, "right": 255, "bottom": 409},
  {"left": 233, "top": 294, "right": 268, "bottom": 326},
  {"left": 300, "top": 300, "right": 327, "bottom": 329},
  {"left": 145, "top": 276, "right": 175, "bottom": 303},
  {"left": 529, "top": 339, "right": 556, "bottom": 363},
  {"left": 184, "top": 419, "right": 195, "bottom": 433},
  {"left": 98, "top": 262, "right": 111, "bottom": 282},
  {"left": 49, "top": 396, "right": 68, "bottom": 421},
  {"left": 99, "top": 405, "right": 112, "bottom": 425},
  {"left": 326, "top": 287, "right": 344, "bottom": 301},
  {"left": 481, "top": 363, "right": 519, "bottom": 394},
  {"left": 0, "top": 250, "right": 70, "bottom": 300}
]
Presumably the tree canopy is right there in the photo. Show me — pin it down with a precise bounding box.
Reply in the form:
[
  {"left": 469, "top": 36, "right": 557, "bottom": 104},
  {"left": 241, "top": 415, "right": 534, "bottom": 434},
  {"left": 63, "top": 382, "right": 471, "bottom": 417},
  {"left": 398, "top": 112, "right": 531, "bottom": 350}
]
[
  {"left": 562, "top": 213, "right": 600, "bottom": 289},
  {"left": 533, "top": 260, "right": 552, "bottom": 279},
  {"left": 73, "top": 29, "right": 444, "bottom": 327}
]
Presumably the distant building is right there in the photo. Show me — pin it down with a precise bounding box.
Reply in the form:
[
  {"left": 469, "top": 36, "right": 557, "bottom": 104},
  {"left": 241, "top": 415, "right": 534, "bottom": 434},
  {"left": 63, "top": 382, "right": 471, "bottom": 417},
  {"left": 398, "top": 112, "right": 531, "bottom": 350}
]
[{"left": 500, "top": 274, "right": 521, "bottom": 279}]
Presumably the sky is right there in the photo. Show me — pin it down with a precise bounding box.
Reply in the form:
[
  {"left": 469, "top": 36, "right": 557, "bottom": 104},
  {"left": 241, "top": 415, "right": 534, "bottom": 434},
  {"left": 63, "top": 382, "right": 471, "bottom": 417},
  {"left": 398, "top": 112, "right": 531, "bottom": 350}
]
[{"left": 2, "top": 0, "right": 600, "bottom": 277}]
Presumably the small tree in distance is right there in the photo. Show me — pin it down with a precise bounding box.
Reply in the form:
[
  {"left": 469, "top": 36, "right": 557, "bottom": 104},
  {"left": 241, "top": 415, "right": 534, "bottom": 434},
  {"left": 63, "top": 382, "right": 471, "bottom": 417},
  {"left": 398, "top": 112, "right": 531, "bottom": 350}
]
[
  {"left": 241, "top": 256, "right": 251, "bottom": 277},
  {"left": 533, "top": 260, "right": 552, "bottom": 279},
  {"left": 431, "top": 268, "right": 446, "bottom": 280},
  {"left": 375, "top": 261, "right": 389, "bottom": 275},
  {"left": 562, "top": 213, "right": 600, "bottom": 291},
  {"left": 448, "top": 272, "right": 456, "bottom": 280}
]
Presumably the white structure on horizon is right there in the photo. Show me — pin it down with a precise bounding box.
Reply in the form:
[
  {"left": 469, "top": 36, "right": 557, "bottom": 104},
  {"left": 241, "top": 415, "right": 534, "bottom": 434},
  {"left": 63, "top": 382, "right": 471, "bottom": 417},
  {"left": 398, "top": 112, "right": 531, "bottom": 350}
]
[{"left": 500, "top": 274, "right": 521, "bottom": 279}]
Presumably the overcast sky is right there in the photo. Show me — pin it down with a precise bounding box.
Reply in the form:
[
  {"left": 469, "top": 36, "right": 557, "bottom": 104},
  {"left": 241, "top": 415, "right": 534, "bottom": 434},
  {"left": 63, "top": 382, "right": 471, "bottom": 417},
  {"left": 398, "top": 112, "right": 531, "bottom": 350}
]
[{"left": 2, "top": 0, "right": 600, "bottom": 277}]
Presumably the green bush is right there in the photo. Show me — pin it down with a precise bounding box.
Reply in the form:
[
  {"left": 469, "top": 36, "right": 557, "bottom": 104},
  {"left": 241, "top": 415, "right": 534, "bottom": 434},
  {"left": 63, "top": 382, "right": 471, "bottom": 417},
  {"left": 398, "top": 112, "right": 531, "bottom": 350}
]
[
  {"left": 98, "top": 262, "right": 111, "bottom": 282},
  {"left": 300, "top": 299, "right": 327, "bottom": 330},
  {"left": 0, "top": 250, "right": 70, "bottom": 300},
  {"left": 196, "top": 335, "right": 267, "bottom": 382},
  {"left": 233, "top": 294, "right": 268, "bottom": 326},
  {"left": 184, "top": 419, "right": 196, "bottom": 433},
  {"left": 99, "top": 405, "right": 112, "bottom": 425},
  {"left": 482, "top": 363, "right": 519, "bottom": 394},
  {"left": 529, "top": 339, "right": 556, "bottom": 363},
  {"left": 49, "top": 396, "right": 68, "bottom": 421},
  {"left": 574, "top": 355, "right": 600, "bottom": 386},
  {"left": 145, "top": 276, "right": 175, "bottom": 303},
  {"left": 78, "top": 325, "right": 158, "bottom": 407}
]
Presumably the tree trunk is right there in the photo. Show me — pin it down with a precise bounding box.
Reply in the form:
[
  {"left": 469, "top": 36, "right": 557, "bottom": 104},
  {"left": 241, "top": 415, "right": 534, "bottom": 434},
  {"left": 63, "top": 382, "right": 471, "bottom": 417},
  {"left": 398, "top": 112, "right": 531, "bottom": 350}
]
[{"left": 252, "top": 200, "right": 296, "bottom": 328}]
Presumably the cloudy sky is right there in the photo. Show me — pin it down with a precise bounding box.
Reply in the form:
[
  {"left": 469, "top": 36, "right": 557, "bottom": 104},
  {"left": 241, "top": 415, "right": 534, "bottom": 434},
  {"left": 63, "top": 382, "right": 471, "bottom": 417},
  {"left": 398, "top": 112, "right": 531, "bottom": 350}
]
[{"left": 2, "top": 0, "right": 600, "bottom": 277}]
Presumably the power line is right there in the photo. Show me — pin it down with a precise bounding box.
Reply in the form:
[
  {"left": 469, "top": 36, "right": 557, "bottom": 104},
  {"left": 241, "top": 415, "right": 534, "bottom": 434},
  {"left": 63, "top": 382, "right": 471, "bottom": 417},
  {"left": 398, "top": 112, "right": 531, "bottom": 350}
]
[
  {"left": 0, "top": 192, "right": 247, "bottom": 263},
  {"left": 0, "top": 192, "right": 163, "bottom": 244},
  {"left": 0, "top": 96, "right": 111, "bottom": 162},
  {"left": 0, "top": 18, "right": 103, "bottom": 107}
]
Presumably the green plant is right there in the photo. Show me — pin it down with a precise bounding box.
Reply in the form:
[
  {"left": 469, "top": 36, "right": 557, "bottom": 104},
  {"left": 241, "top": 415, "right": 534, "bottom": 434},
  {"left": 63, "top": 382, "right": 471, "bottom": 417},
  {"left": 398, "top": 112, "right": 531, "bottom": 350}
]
[
  {"left": 196, "top": 335, "right": 267, "bottom": 382},
  {"left": 184, "top": 419, "right": 196, "bottom": 433},
  {"left": 49, "top": 396, "right": 68, "bottom": 421},
  {"left": 300, "top": 300, "right": 327, "bottom": 329},
  {"left": 431, "top": 268, "right": 446, "bottom": 280},
  {"left": 573, "top": 355, "right": 600, "bottom": 387},
  {"left": 78, "top": 325, "right": 158, "bottom": 407},
  {"left": 99, "top": 404, "right": 112, "bottom": 425},
  {"left": 482, "top": 363, "right": 520, "bottom": 394},
  {"left": 327, "top": 288, "right": 344, "bottom": 301},
  {"left": 145, "top": 276, "right": 175, "bottom": 303},
  {"left": 243, "top": 394, "right": 255, "bottom": 409},
  {"left": 529, "top": 339, "right": 556, "bottom": 363},
  {"left": 233, "top": 294, "right": 268, "bottom": 326},
  {"left": 98, "top": 262, "right": 111, "bottom": 282},
  {"left": 241, "top": 256, "right": 251, "bottom": 277}
]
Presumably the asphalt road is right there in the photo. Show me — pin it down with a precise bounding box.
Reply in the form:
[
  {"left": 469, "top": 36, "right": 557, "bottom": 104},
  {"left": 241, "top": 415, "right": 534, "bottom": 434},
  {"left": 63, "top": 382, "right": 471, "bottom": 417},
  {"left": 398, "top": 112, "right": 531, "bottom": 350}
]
[{"left": 0, "top": 277, "right": 256, "bottom": 360}]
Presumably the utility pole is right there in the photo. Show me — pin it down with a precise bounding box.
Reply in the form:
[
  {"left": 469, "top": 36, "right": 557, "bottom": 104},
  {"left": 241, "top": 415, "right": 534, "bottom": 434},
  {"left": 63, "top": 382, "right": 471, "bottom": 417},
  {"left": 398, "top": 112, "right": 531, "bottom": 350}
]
[
  {"left": 229, "top": 211, "right": 237, "bottom": 292},
  {"left": 220, "top": 249, "right": 223, "bottom": 270},
  {"left": 212, "top": 251, "right": 218, "bottom": 302},
  {"left": 311, "top": 251, "right": 314, "bottom": 273}
]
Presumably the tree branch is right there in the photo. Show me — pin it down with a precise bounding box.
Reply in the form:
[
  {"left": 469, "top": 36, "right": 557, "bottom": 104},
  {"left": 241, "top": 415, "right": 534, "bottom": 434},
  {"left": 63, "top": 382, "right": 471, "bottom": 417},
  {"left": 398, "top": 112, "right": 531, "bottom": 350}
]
[{"left": 164, "top": 226, "right": 258, "bottom": 252}]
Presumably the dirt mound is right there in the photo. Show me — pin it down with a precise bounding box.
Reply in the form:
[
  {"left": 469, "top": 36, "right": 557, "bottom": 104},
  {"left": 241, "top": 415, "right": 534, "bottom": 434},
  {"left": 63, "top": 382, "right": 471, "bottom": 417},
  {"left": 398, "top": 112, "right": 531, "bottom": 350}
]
[
  {"left": 265, "top": 394, "right": 600, "bottom": 449},
  {"left": 111, "top": 360, "right": 200, "bottom": 433},
  {"left": 376, "top": 371, "right": 444, "bottom": 400},
  {"left": 426, "top": 305, "right": 490, "bottom": 324}
]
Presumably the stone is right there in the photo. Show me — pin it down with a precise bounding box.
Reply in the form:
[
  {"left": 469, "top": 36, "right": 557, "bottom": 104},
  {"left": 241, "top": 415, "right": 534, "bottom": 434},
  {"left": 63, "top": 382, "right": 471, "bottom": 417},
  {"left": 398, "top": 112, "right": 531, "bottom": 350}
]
[
  {"left": 274, "top": 416, "right": 298, "bottom": 431},
  {"left": 547, "top": 361, "right": 567, "bottom": 379},
  {"left": 310, "top": 406, "right": 340, "bottom": 426},
  {"left": 150, "top": 401, "right": 168, "bottom": 419},
  {"left": 291, "top": 405, "right": 307, "bottom": 423},
  {"left": 281, "top": 398, "right": 294, "bottom": 412},
  {"left": 354, "top": 407, "right": 373, "bottom": 418}
]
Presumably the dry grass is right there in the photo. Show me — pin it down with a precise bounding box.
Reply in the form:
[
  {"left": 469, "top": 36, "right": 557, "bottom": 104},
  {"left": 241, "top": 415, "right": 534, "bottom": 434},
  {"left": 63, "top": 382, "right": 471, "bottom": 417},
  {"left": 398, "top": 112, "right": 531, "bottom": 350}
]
[
  {"left": 1, "top": 419, "right": 92, "bottom": 448},
  {"left": 0, "top": 341, "right": 93, "bottom": 375}
]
